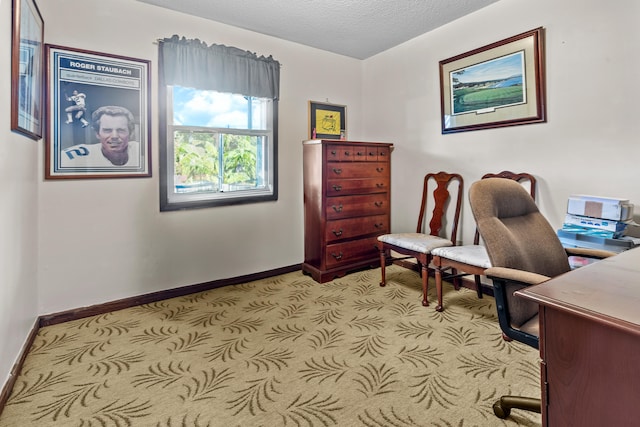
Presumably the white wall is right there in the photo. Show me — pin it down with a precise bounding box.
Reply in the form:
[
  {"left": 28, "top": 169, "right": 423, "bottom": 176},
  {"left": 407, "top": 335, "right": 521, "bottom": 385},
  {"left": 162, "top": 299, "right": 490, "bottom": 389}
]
[
  {"left": 362, "top": 0, "right": 640, "bottom": 245},
  {"left": 0, "top": 0, "right": 40, "bottom": 388},
  {"left": 32, "top": 0, "right": 364, "bottom": 316}
]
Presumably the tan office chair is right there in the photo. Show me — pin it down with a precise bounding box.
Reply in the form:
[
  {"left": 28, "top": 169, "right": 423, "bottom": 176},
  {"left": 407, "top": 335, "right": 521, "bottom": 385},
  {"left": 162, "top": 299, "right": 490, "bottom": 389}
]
[
  {"left": 468, "top": 178, "right": 614, "bottom": 419},
  {"left": 378, "top": 171, "right": 463, "bottom": 308},
  {"left": 431, "top": 171, "right": 537, "bottom": 311}
]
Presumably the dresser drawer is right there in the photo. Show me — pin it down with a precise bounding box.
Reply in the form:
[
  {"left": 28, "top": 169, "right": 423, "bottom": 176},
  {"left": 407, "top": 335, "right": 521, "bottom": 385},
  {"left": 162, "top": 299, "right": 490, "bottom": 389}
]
[
  {"left": 325, "top": 215, "right": 388, "bottom": 243},
  {"left": 325, "top": 162, "right": 389, "bottom": 179},
  {"left": 326, "top": 144, "right": 390, "bottom": 162},
  {"left": 363, "top": 145, "right": 390, "bottom": 162},
  {"left": 326, "top": 144, "right": 353, "bottom": 161},
  {"left": 325, "top": 237, "right": 380, "bottom": 268},
  {"left": 326, "top": 194, "right": 389, "bottom": 220},
  {"left": 326, "top": 177, "right": 389, "bottom": 196}
]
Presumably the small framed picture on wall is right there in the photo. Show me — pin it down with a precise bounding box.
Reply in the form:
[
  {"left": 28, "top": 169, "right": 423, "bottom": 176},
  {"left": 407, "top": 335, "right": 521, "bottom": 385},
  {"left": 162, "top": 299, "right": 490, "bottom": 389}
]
[
  {"left": 308, "top": 100, "right": 347, "bottom": 140},
  {"left": 11, "top": 0, "right": 44, "bottom": 140},
  {"left": 45, "top": 44, "right": 151, "bottom": 179}
]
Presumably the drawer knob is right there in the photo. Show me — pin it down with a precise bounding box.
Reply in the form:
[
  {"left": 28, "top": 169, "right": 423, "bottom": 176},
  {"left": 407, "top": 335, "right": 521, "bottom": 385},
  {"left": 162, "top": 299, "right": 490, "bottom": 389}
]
[
  {"left": 332, "top": 168, "right": 343, "bottom": 175},
  {"left": 332, "top": 184, "right": 342, "bottom": 191},
  {"left": 356, "top": 151, "right": 365, "bottom": 157},
  {"left": 331, "top": 252, "right": 343, "bottom": 261},
  {"left": 369, "top": 152, "right": 376, "bottom": 156},
  {"left": 331, "top": 150, "right": 337, "bottom": 155},
  {"left": 374, "top": 201, "right": 384, "bottom": 208},
  {"left": 376, "top": 183, "right": 384, "bottom": 188},
  {"left": 332, "top": 228, "right": 343, "bottom": 237},
  {"left": 374, "top": 223, "right": 384, "bottom": 229},
  {"left": 376, "top": 167, "right": 384, "bottom": 173},
  {"left": 332, "top": 204, "right": 343, "bottom": 212}
]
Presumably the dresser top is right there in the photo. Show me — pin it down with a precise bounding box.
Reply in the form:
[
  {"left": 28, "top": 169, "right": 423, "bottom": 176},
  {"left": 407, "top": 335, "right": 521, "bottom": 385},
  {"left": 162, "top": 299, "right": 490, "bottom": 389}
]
[{"left": 303, "top": 139, "right": 393, "bottom": 147}]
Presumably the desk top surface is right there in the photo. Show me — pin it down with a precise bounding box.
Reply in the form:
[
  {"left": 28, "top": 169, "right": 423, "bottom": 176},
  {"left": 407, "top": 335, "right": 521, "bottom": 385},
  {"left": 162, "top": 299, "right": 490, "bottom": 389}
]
[{"left": 517, "top": 247, "right": 640, "bottom": 334}]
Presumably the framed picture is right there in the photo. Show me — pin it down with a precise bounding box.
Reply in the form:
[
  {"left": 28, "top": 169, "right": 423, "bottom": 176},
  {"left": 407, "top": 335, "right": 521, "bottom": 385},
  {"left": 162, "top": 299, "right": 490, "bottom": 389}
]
[
  {"left": 11, "top": 0, "right": 44, "bottom": 140},
  {"left": 45, "top": 45, "right": 151, "bottom": 179},
  {"left": 308, "top": 100, "right": 347, "bottom": 140},
  {"left": 439, "top": 27, "right": 546, "bottom": 134}
]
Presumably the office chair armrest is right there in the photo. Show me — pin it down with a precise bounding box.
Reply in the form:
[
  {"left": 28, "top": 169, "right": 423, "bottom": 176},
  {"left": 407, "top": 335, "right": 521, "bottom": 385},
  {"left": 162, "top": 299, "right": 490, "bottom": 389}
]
[
  {"left": 485, "top": 267, "right": 550, "bottom": 286},
  {"left": 485, "top": 266, "right": 543, "bottom": 349},
  {"left": 564, "top": 247, "right": 616, "bottom": 259}
]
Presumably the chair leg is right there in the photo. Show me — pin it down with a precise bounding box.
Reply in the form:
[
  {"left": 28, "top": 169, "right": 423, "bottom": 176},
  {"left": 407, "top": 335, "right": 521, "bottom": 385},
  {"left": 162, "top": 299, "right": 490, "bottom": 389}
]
[
  {"left": 474, "top": 275, "right": 484, "bottom": 298},
  {"left": 421, "top": 263, "right": 429, "bottom": 307},
  {"left": 451, "top": 268, "right": 461, "bottom": 290},
  {"left": 493, "top": 396, "right": 541, "bottom": 419},
  {"left": 379, "top": 245, "right": 387, "bottom": 287},
  {"left": 434, "top": 268, "right": 443, "bottom": 312}
]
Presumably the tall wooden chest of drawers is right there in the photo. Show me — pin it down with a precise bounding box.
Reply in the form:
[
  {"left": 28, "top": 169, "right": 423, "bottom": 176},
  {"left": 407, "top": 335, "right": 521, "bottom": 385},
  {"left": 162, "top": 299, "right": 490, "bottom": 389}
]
[{"left": 302, "top": 139, "right": 393, "bottom": 283}]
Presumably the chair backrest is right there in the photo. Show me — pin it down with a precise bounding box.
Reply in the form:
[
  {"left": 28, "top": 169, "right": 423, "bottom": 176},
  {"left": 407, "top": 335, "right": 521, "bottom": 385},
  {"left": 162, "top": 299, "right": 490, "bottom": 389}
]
[
  {"left": 416, "top": 172, "right": 463, "bottom": 244},
  {"left": 469, "top": 178, "right": 570, "bottom": 278},
  {"left": 480, "top": 171, "right": 537, "bottom": 199},
  {"left": 473, "top": 171, "right": 537, "bottom": 244}
]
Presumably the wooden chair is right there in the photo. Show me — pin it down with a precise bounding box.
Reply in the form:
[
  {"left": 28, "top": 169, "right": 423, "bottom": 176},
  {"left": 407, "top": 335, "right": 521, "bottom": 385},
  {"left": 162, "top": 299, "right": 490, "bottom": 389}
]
[
  {"left": 377, "top": 172, "right": 463, "bottom": 308},
  {"left": 430, "top": 171, "right": 536, "bottom": 311}
]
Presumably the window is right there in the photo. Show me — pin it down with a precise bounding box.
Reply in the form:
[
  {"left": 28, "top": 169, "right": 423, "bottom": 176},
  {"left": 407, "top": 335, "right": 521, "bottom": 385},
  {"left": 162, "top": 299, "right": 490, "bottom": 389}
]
[
  {"left": 158, "top": 36, "right": 280, "bottom": 211},
  {"left": 162, "top": 86, "right": 277, "bottom": 210}
]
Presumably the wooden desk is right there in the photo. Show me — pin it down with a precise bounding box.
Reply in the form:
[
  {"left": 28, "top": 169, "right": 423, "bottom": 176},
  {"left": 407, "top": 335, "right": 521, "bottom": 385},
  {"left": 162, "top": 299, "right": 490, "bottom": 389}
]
[{"left": 516, "top": 248, "right": 640, "bottom": 426}]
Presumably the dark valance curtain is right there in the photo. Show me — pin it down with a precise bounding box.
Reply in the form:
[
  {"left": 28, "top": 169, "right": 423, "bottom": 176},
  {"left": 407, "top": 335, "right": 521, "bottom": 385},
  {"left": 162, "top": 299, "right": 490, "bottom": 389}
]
[{"left": 159, "top": 35, "right": 280, "bottom": 100}]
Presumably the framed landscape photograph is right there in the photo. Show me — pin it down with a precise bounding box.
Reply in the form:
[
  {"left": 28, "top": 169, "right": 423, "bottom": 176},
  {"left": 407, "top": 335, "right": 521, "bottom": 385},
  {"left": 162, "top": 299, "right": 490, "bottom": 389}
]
[
  {"left": 11, "top": 0, "right": 44, "bottom": 140},
  {"left": 308, "top": 100, "right": 346, "bottom": 140},
  {"left": 439, "top": 27, "right": 546, "bottom": 134},
  {"left": 45, "top": 45, "right": 151, "bottom": 179}
]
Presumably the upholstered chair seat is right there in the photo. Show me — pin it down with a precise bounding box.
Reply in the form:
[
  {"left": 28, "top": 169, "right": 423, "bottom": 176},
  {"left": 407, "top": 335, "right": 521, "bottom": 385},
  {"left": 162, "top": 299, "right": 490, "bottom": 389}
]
[
  {"left": 431, "top": 245, "right": 491, "bottom": 269},
  {"left": 378, "top": 233, "right": 453, "bottom": 253}
]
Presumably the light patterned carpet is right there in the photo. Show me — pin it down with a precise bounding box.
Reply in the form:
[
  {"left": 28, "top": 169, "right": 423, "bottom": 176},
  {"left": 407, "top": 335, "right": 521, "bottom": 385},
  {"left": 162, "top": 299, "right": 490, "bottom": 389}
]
[{"left": 0, "top": 265, "right": 541, "bottom": 426}]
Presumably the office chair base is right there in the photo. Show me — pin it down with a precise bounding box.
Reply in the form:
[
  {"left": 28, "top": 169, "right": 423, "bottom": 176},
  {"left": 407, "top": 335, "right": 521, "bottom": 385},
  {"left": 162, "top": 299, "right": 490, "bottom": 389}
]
[{"left": 493, "top": 396, "right": 541, "bottom": 419}]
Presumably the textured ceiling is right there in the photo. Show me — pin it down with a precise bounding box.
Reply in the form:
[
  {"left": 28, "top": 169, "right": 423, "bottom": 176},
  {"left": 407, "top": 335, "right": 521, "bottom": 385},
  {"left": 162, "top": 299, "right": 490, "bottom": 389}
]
[{"left": 137, "top": 0, "right": 499, "bottom": 59}]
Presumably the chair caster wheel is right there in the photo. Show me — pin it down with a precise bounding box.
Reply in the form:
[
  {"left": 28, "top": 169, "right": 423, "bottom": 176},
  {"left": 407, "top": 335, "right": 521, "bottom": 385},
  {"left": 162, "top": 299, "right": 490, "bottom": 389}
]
[{"left": 493, "top": 400, "right": 510, "bottom": 419}]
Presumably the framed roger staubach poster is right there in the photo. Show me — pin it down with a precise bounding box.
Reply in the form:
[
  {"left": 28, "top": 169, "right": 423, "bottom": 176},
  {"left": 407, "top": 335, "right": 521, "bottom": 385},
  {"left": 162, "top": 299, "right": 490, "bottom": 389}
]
[{"left": 45, "top": 44, "right": 151, "bottom": 179}]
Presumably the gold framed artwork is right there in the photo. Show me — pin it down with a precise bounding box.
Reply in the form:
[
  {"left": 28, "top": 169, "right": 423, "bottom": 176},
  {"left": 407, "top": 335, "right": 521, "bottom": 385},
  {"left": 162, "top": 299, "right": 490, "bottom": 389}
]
[
  {"left": 308, "top": 100, "right": 346, "bottom": 140},
  {"left": 439, "top": 27, "right": 546, "bottom": 134}
]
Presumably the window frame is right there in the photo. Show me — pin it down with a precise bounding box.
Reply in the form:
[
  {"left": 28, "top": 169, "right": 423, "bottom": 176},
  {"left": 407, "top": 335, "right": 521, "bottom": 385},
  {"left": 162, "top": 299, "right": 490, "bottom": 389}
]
[{"left": 159, "top": 84, "right": 278, "bottom": 211}]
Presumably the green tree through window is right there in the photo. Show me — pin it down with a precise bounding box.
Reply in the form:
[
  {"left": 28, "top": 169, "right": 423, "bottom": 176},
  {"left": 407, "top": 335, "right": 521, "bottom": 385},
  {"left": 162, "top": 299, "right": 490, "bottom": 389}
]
[{"left": 174, "top": 131, "right": 219, "bottom": 187}]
